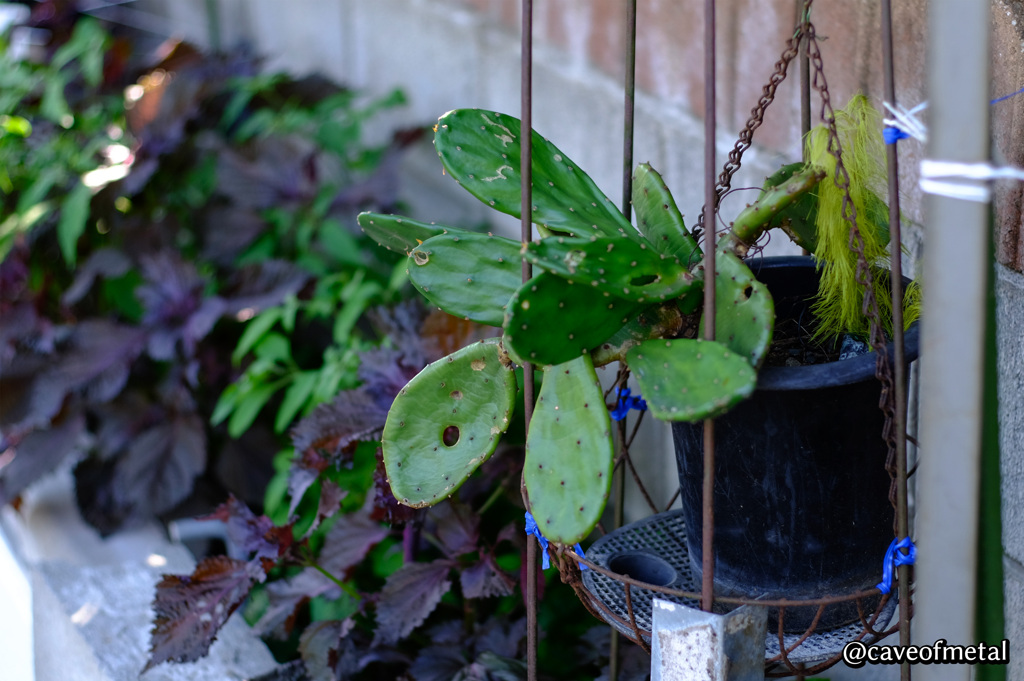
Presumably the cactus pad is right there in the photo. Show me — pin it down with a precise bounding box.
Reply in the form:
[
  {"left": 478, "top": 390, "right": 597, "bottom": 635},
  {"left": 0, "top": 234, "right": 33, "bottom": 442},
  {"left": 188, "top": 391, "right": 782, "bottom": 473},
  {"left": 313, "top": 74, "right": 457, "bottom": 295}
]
[
  {"left": 590, "top": 302, "right": 683, "bottom": 367},
  {"left": 433, "top": 109, "right": 642, "bottom": 243},
  {"left": 382, "top": 338, "right": 517, "bottom": 507},
  {"left": 357, "top": 212, "right": 467, "bottom": 255},
  {"left": 631, "top": 163, "right": 702, "bottom": 267},
  {"left": 724, "top": 164, "right": 824, "bottom": 257},
  {"left": 699, "top": 250, "right": 775, "bottom": 368},
  {"left": 524, "top": 355, "right": 613, "bottom": 544},
  {"left": 408, "top": 232, "right": 524, "bottom": 326},
  {"left": 503, "top": 271, "right": 642, "bottom": 367},
  {"left": 626, "top": 339, "right": 757, "bottom": 422},
  {"left": 524, "top": 235, "right": 698, "bottom": 304}
]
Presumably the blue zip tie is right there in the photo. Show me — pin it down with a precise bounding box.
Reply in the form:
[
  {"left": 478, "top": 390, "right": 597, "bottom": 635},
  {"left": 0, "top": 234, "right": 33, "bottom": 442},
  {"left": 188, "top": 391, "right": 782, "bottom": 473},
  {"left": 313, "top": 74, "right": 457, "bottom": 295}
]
[
  {"left": 610, "top": 387, "right": 647, "bottom": 421},
  {"left": 524, "top": 511, "right": 586, "bottom": 570},
  {"left": 876, "top": 536, "right": 916, "bottom": 595},
  {"left": 883, "top": 126, "right": 910, "bottom": 145}
]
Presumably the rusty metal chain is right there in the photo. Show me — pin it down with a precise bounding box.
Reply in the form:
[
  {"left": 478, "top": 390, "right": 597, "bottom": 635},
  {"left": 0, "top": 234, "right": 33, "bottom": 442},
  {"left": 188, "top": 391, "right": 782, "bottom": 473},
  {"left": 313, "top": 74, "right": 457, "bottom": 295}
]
[
  {"left": 804, "top": 26, "right": 900, "bottom": 518},
  {"left": 695, "top": 2, "right": 812, "bottom": 238}
]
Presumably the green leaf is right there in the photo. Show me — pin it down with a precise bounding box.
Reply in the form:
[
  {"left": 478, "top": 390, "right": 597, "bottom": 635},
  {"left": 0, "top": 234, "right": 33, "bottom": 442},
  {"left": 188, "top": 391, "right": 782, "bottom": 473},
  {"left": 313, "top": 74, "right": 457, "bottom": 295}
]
[
  {"left": 434, "top": 109, "right": 641, "bottom": 243},
  {"left": 333, "top": 280, "right": 382, "bottom": 344},
  {"left": 382, "top": 339, "right": 517, "bottom": 507},
  {"left": 275, "top": 372, "right": 317, "bottom": 433},
  {"left": 632, "top": 162, "right": 701, "bottom": 266},
  {"left": 253, "top": 332, "right": 291, "bottom": 364},
  {"left": 627, "top": 338, "right": 757, "bottom": 421},
  {"left": 58, "top": 182, "right": 91, "bottom": 267},
  {"left": 41, "top": 75, "right": 71, "bottom": 124},
  {"left": 407, "top": 232, "right": 523, "bottom": 326},
  {"left": 0, "top": 115, "right": 32, "bottom": 137},
  {"left": 211, "top": 383, "right": 240, "bottom": 427},
  {"left": 228, "top": 385, "right": 277, "bottom": 438},
  {"left": 524, "top": 355, "right": 613, "bottom": 544},
  {"left": 524, "top": 235, "right": 698, "bottom": 303},
  {"left": 233, "top": 308, "right": 282, "bottom": 365},
  {"left": 357, "top": 212, "right": 469, "bottom": 256}
]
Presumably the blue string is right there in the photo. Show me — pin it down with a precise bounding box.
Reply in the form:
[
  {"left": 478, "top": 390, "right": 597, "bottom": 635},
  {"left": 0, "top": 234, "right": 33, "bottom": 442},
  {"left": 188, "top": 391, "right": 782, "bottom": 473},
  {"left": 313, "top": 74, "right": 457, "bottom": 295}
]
[
  {"left": 885, "top": 86, "right": 1023, "bottom": 144},
  {"left": 876, "top": 536, "right": 916, "bottom": 595},
  {"left": 610, "top": 387, "right": 647, "bottom": 421},
  {"left": 883, "top": 126, "right": 910, "bottom": 145},
  {"left": 524, "top": 511, "right": 586, "bottom": 570},
  {"left": 991, "top": 85, "right": 1024, "bottom": 105}
]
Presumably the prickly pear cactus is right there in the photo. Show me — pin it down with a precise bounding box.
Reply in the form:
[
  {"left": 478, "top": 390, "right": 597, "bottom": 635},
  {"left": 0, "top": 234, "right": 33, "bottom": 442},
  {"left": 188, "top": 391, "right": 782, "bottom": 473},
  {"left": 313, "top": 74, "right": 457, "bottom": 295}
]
[
  {"left": 590, "top": 302, "right": 683, "bottom": 366},
  {"left": 503, "top": 271, "right": 642, "bottom": 367},
  {"left": 757, "top": 163, "right": 821, "bottom": 254},
  {"left": 407, "top": 232, "right": 524, "bottom": 326},
  {"left": 524, "top": 235, "right": 699, "bottom": 303},
  {"left": 632, "top": 163, "right": 701, "bottom": 267},
  {"left": 433, "top": 109, "right": 643, "bottom": 243},
  {"left": 382, "top": 338, "right": 517, "bottom": 507},
  {"left": 698, "top": 250, "right": 775, "bottom": 368},
  {"left": 723, "top": 164, "right": 824, "bottom": 257},
  {"left": 626, "top": 339, "right": 757, "bottom": 421},
  {"left": 524, "top": 355, "right": 613, "bottom": 544},
  {"left": 357, "top": 212, "right": 468, "bottom": 255}
]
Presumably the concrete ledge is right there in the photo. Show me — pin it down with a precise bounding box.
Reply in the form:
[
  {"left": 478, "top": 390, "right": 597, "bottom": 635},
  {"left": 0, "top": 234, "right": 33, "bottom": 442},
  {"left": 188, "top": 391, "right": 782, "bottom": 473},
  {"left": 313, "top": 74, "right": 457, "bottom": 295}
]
[{"left": 0, "top": 468, "right": 280, "bottom": 681}]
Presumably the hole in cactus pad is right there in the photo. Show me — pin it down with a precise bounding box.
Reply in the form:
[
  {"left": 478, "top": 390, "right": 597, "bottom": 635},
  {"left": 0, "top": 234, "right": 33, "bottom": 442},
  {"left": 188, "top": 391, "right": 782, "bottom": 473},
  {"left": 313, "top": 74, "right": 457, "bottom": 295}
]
[
  {"left": 442, "top": 426, "right": 460, "bottom": 447},
  {"left": 742, "top": 285, "right": 754, "bottom": 300},
  {"left": 630, "top": 274, "right": 659, "bottom": 287}
]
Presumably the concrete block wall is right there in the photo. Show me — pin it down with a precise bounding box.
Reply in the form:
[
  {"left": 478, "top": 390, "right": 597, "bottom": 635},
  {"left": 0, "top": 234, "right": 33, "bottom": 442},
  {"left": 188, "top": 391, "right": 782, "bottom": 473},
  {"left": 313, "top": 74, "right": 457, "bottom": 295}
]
[{"left": 142, "top": 0, "right": 1024, "bottom": 669}]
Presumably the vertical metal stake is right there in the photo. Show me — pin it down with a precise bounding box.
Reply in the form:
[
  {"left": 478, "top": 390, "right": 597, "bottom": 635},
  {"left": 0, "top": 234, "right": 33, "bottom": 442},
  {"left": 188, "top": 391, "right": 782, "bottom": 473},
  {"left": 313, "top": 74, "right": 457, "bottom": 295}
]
[
  {"left": 700, "top": 0, "right": 718, "bottom": 614},
  {"left": 519, "top": 3, "right": 538, "bottom": 681},
  {"left": 879, "top": 2, "right": 912, "bottom": 680},
  {"left": 610, "top": 4, "right": 638, "bottom": 678}
]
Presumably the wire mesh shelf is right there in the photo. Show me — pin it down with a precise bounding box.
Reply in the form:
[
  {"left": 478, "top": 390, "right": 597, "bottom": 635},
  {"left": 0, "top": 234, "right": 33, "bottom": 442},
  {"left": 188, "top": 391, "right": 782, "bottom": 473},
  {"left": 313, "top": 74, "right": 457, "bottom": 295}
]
[{"left": 581, "top": 510, "right": 898, "bottom": 666}]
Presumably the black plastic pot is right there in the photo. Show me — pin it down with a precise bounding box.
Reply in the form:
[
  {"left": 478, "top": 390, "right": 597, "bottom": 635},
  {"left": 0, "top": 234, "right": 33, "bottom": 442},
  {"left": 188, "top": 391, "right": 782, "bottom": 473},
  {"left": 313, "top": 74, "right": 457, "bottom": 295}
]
[{"left": 671, "top": 256, "right": 919, "bottom": 632}]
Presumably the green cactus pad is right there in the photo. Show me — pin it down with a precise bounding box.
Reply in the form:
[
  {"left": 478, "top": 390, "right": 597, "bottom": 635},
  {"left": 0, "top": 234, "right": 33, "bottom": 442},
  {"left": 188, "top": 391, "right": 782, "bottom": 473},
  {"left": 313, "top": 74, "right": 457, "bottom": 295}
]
[
  {"left": 357, "top": 212, "right": 468, "bottom": 255},
  {"left": 590, "top": 302, "right": 683, "bottom": 367},
  {"left": 503, "top": 271, "right": 642, "bottom": 367},
  {"left": 382, "top": 338, "right": 517, "bottom": 508},
  {"left": 524, "top": 236, "right": 698, "bottom": 303},
  {"left": 758, "top": 163, "right": 821, "bottom": 253},
  {"left": 408, "top": 232, "right": 524, "bottom": 326},
  {"left": 626, "top": 338, "right": 757, "bottom": 422},
  {"left": 433, "top": 109, "right": 643, "bottom": 243},
  {"left": 698, "top": 250, "right": 775, "bottom": 368},
  {"left": 724, "top": 164, "right": 824, "bottom": 257},
  {"left": 631, "top": 163, "right": 702, "bottom": 267},
  {"left": 524, "top": 355, "right": 613, "bottom": 544}
]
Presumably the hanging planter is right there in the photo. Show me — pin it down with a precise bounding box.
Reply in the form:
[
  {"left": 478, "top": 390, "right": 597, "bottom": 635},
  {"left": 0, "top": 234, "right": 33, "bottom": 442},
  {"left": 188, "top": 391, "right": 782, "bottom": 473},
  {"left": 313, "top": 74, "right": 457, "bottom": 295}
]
[{"left": 671, "top": 255, "right": 919, "bottom": 632}]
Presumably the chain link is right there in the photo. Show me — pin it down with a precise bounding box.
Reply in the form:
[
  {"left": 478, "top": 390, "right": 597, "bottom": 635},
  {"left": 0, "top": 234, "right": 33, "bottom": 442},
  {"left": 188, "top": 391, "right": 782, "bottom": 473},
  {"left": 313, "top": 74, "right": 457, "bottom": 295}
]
[
  {"left": 695, "top": 1, "right": 813, "bottom": 237},
  {"left": 804, "top": 26, "right": 900, "bottom": 518}
]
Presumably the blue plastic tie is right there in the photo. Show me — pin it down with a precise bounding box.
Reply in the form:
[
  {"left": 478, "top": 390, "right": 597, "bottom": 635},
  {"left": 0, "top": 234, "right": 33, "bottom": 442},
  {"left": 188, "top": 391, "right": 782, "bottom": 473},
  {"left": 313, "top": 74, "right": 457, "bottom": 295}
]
[
  {"left": 610, "top": 387, "right": 648, "bottom": 421},
  {"left": 883, "top": 126, "right": 910, "bottom": 145},
  {"left": 876, "top": 536, "right": 916, "bottom": 595},
  {"left": 524, "top": 511, "right": 586, "bottom": 570}
]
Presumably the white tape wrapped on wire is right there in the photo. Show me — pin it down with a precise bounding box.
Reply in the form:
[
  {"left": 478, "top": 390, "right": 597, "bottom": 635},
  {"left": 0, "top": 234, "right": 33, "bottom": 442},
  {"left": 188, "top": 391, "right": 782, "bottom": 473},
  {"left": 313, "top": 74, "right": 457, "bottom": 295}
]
[{"left": 919, "top": 160, "right": 1024, "bottom": 203}]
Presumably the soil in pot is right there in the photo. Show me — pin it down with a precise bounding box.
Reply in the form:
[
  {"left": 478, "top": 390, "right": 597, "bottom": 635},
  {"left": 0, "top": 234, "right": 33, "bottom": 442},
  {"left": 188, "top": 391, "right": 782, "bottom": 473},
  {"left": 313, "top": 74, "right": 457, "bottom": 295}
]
[{"left": 672, "top": 255, "right": 918, "bottom": 633}]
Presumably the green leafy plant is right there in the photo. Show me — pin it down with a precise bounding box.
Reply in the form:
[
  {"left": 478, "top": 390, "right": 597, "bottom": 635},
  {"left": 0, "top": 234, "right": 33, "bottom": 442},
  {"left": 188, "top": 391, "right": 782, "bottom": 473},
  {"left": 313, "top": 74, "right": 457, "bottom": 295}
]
[
  {"left": 358, "top": 105, "right": 918, "bottom": 546},
  {"left": 0, "top": 17, "right": 123, "bottom": 264}
]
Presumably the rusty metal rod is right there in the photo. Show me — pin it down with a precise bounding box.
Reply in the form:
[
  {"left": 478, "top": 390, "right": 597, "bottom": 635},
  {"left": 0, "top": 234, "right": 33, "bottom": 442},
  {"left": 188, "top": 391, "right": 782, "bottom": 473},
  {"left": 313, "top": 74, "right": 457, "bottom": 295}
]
[
  {"left": 610, "top": 5, "right": 637, "bottom": 678},
  {"left": 519, "top": 3, "right": 537, "bottom": 681},
  {"left": 701, "top": 0, "right": 718, "bottom": 614},
  {"left": 880, "top": 1, "right": 911, "bottom": 679}
]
